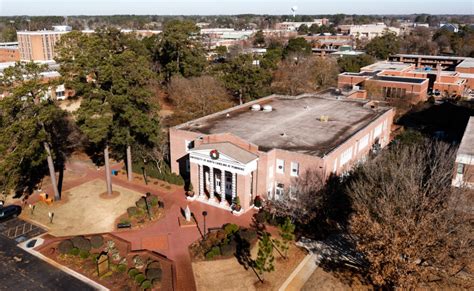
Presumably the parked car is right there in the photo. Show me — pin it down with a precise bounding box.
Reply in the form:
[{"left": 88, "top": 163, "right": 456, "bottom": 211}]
[{"left": 0, "top": 205, "right": 22, "bottom": 221}]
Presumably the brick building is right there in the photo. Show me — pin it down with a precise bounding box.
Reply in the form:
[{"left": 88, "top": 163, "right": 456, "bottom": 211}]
[
  {"left": 338, "top": 56, "right": 474, "bottom": 101},
  {"left": 169, "top": 93, "right": 394, "bottom": 213},
  {"left": 0, "top": 42, "right": 20, "bottom": 62},
  {"left": 453, "top": 117, "right": 474, "bottom": 189},
  {"left": 17, "top": 26, "right": 71, "bottom": 61}
]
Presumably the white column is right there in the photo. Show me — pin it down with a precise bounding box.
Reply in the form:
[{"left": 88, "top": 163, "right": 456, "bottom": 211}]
[
  {"left": 231, "top": 172, "right": 237, "bottom": 203},
  {"left": 199, "top": 165, "right": 205, "bottom": 198},
  {"left": 220, "top": 170, "right": 227, "bottom": 205},
  {"left": 209, "top": 167, "right": 215, "bottom": 201}
]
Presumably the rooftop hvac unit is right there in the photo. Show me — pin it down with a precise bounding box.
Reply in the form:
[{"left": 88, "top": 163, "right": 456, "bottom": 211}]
[
  {"left": 263, "top": 105, "right": 273, "bottom": 112},
  {"left": 251, "top": 104, "right": 261, "bottom": 111}
]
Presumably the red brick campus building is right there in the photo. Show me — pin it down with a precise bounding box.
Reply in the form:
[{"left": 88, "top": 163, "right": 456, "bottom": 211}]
[
  {"left": 338, "top": 54, "right": 474, "bottom": 101},
  {"left": 170, "top": 93, "right": 394, "bottom": 213}
]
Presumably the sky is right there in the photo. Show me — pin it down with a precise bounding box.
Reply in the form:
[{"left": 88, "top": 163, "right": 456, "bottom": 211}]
[{"left": 0, "top": 0, "right": 473, "bottom": 16}]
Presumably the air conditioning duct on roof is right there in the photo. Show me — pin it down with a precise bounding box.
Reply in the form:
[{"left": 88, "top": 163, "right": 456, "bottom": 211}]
[
  {"left": 251, "top": 104, "right": 261, "bottom": 111},
  {"left": 263, "top": 105, "right": 273, "bottom": 112}
]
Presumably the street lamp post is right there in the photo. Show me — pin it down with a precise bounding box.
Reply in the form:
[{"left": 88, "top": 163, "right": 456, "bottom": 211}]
[
  {"left": 202, "top": 211, "right": 208, "bottom": 238},
  {"left": 143, "top": 194, "right": 151, "bottom": 221}
]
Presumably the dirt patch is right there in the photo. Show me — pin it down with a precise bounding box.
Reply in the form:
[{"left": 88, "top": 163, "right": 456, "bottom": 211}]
[
  {"left": 192, "top": 242, "right": 306, "bottom": 291},
  {"left": 23, "top": 179, "right": 144, "bottom": 236},
  {"left": 99, "top": 191, "right": 121, "bottom": 199},
  {"left": 302, "top": 268, "right": 355, "bottom": 291}
]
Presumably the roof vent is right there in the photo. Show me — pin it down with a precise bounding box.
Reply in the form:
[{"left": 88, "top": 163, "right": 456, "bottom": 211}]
[
  {"left": 262, "top": 105, "right": 273, "bottom": 112},
  {"left": 280, "top": 133, "right": 286, "bottom": 137},
  {"left": 251, "top": 104, "right": 261, "bottom": 111},
  {"left": 320, "top": 115, "right": 329, "bottom": 122}
]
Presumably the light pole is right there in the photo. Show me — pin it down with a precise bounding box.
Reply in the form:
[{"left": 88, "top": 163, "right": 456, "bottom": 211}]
[
  {"left": 202, "top": 211, "right": 208, "bottom": 239},
  {"left": 143, "top": 194, "right": 151, "bottom": 221}
]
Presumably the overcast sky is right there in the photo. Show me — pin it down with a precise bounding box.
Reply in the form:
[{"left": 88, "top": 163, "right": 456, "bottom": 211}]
[{"left": 1, "top": 0, "right": 473, "bottom": 16}]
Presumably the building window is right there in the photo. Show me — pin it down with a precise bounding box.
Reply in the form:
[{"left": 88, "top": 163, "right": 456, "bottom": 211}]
[
  {"left": 275, "top": 183, "right": 284, "bottom": 199},
  {"left": 457, "top": 163, "right": 464, "bottom": 175},
  {"left": 290, "top": 162, "right": 299, "bottom": 177},
  {"left": 276, "top": 159, "right": 284, "bottom": 174},
  {"left": 358, "top": 134, "right": 369, "bottom": 152},
  {"left": 374, "top": 123, "right": 383, "bottom": 138},
  {"left": 340, "top": 147, "right": 353, "bottom": 167}
]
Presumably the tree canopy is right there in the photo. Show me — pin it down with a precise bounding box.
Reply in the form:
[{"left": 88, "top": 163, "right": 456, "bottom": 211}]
[
  {"left": 0, "top": 62, "right": 73, "bottom": 196},
  {"left": 156, "top": 20, "right": 207, "bottom": 81},
  {"left": 365, "top": 32, "right": 401, "bottom": 60}
]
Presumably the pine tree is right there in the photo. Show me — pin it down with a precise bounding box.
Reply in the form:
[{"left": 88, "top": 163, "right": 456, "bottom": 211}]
[
  {"left": 278, "top": 217, "right": 296, "bottom": 258},
  {"left": 254, "top": 232, "right": 275, "bottom": 282},
  {"left": 56, "top": 29, "right": 161, "bottom": 193},
  {"left": 0, "top": 62, "right": 73, "bottom": 199}
]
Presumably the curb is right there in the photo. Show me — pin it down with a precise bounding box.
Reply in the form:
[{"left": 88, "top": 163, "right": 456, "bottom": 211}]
[
  {"left": 18, "top": 236, "right": 108, "bottom": 291},
  {"left": 278, "top": 252, "right": 318, "bottom": 291}
]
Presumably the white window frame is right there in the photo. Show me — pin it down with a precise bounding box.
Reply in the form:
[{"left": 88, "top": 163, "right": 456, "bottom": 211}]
[
  {"left": 358, "top": 134, "right": 370, "bottom": 152},
  {"left": 373, "top": 123, "right": 383, "bottom": 138},
  {"left": 340, "top": 147, "right": 353, "bottom": 167},
  {"left": 276, "top": 159, "right": 285, "bottom": 174},
  {"left": 275, "top": 183, "right": 284, "bottom": 199},
  {"left": 290, "top": 162, "right": 299, "bottom": 177},
  {"left": 185, "top": 140, "right": 194, "bottom": 153}
]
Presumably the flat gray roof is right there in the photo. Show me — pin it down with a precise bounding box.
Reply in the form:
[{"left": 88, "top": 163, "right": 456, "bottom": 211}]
[
  {"left": 177, "top": 94, "right": 391, "bottom": 157},
  {"left": 458, "top": 117, "right": 474, "bottom": 157}
]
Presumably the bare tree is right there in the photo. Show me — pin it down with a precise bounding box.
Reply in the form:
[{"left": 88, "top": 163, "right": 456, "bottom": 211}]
[
  {"left": 347, "top": 139, "right": 473, "bottom": 288},
  {"left": 167, "top": 75, "right": 234, "bottom": 125},
  {"left": 266, "top": 168, "right": 325, "bottom": 225}
]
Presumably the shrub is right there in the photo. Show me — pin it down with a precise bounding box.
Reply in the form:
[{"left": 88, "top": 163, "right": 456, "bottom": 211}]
[
  {"left": 147, "top": 261, "right": 161, "bottom": 269},
  {"left": 141, "top": 280, "right": 152, "bottom": 290},
  {"left": 223, "top": 223, "right": 239, "bottom": 235},
  {"left": 240, "top": 229, "right": 257, "bottom": 243},
  {"left": 165, "top": 185, "right": 172, "bottom": 190},
  {"left": 128, "top": 268, "right": 139, "bottom": 278},
  {"left": 254, "top": 196, "right": 262, "bottom": 207},
  {"left": 90, "top": 253, "right": 99, "bottom": 263},
  {"left": 127, "top": 206, "right": 139, "bottom": 217},
  {"left": 220, "top": 243, "right": 235, "bottom": 257},
  {"left": 148, "top": 196, "right": 159, "bottom": 207},
  {"left": 69, "top": 247, "right": 80, "bottom": 256},
  {"left": 79, "top": 250, "right": 90, "bottom": 259},
  {"left": 134, "top": 273, "right": 146, "bottom": 284},
  {"left": 71, "top": 236, "right": 91, "bottom": 252},
  {"left": 58, "top": 239, "right": 74, "bottom": 254},
  {"left": 136, "top": 198, "right": 147, "bottom": 210},
  {"left": 152, "top": 278, "right": 162, "bottom": 287},
  {"left": 146, "top": 268, "right": 162, "bottom": 281},
  {"left": 133, "top": 255, "right": 145, "bottom": 269},
  {"left": 117, "top": 264, "right": 127, "bottom": 273},
  {"left": 205, "top": 246, "right": 221, "bottom": 260},
  {"left": 90, "top": 235, "right": 104, "bottom": 249}
]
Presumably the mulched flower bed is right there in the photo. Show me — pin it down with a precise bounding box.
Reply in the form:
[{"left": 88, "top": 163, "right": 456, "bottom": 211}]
[
  {"left": 189, "top": 223, "right": 258, "bottom": 262},
  {"left": 37, "top": 233, "right": 174, "bottom": 290},
  {"left": 115, "top": 194, "right": 165, "bottom": 230}
]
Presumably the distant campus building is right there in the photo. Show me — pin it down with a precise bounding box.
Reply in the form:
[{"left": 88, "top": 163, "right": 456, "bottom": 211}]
[
  {"left": 17, "top": 25, "right": 72, "bottom": 61},
  {"left": 0, "top": 42, "right": 20, "bottom": 62},
  {"left": 338, "top": 54, "right": 474, "bottom": 101},
  {"left": 170, "top": 93, "right": 394, "bottom": 213}
]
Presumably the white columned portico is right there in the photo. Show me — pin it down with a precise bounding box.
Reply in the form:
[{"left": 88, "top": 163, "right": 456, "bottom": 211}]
[
  {"left": 199, "top": 165, "right": 205, "bottom": 199},
  {"left": 231, "top": 172, "right": 237, "bottom": 204},
  {"left": 209, "top": 167, "right": 216, "bottom": 201},
  {"left": 220, "top": 169, "right": 227, "bottom": 205}
]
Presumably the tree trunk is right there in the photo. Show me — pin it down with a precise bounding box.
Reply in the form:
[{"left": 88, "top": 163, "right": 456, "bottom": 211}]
[
  {"left": 104, "top": 145, "right": 113, "bottom": 195},
  {"left": 126, "top": 145, "right": 133, "bottom": 181},
  {"left": 43, "top": 142, "right": 60, "bottom": 201}
]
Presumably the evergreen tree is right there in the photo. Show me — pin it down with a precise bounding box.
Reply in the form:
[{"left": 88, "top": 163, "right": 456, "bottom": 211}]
[
  {"left": 56, "top": 29, "right": 161, "bottom": 193},
  {"left": 254, "top": 232, "right": 275, "bottom": 282},
  {"left": 278, "top": 217, "right": 295, "bottom": 258},
  {"left": 156, "top": 20, "right": 207, "bottom": 81},
  {"left": 0, "top": 62, "right": 73, "bottom": 199},
  {"left": 283, "top": 37, "right": 312, "bottom": 58},
  {"left": 219, "top": 54, "right": 272, "bottom": 104},
  {"left": 365, "top": 32, "right": 401, "bottom": 60}
]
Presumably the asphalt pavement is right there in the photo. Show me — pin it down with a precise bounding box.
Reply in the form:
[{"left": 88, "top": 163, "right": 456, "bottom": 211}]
[{"left": 0, "top": 219, "right": 95, "bottom": 291}]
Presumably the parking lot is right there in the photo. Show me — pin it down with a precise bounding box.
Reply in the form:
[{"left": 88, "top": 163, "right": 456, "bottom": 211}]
[
  {"left": 0, "top": 218, "right": 95, "bottom": 290},
  {"left": 0, "top": 218, "right": 46, "bottom": 242}
]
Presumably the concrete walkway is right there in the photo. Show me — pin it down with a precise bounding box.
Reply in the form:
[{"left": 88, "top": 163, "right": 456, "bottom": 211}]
[{"left": 278, "top": 253, "right": 318, "bottom": 291}]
